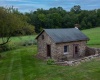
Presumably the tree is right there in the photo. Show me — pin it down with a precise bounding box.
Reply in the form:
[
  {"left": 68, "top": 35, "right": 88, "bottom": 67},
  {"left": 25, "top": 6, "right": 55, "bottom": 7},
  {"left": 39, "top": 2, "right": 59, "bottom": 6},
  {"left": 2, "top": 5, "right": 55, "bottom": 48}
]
[
  {"left": 87, "top": 22, "right": 92, "bottom": 28},
  {"left": 70, "top": 5, "right": 81, "bottom": 13},
  {"left": 0, "top": 7, "right": 24, "bottom": 45},
  {"left": 81, "top": 20, "right": 87, "bottom": 29},
  {"left": 97, "top": 9, "right": 100, "bottom": 26},
  {"left": 25, "top": 6, "right": 100, "bottom": 33},
  {"left": 22, "top": 24, "right": 35, "bottom": 35}
]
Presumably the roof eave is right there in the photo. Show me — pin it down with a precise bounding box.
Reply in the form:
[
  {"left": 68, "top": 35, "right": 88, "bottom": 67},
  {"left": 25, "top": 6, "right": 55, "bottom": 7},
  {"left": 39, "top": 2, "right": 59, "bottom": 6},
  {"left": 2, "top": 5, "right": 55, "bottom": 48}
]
[
  {"left": 35, "top": 30, "right": 44, "bottom": 39},
  {"left": 56, "top": 39, "right": 89, "bottom": 44}
]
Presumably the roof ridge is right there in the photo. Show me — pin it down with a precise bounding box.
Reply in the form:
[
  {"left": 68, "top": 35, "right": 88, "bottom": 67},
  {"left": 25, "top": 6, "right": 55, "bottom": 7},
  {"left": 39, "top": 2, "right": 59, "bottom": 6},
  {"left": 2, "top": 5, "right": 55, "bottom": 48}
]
[{"left": 44, "top": 28, "right": 75, "bottom": 30}]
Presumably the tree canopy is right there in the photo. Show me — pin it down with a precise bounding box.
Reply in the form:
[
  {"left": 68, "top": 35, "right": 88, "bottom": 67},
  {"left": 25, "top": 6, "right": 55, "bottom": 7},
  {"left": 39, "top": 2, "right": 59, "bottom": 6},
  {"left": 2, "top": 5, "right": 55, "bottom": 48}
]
[
  {"left": 25, "top": 6, "right": 100, "bottom": 33},
  {"left": 0, "top": 7, "right": 35, "bottom": 45},
  {"left": 0, "top": 5, "right": 100, "bottom": 35}
]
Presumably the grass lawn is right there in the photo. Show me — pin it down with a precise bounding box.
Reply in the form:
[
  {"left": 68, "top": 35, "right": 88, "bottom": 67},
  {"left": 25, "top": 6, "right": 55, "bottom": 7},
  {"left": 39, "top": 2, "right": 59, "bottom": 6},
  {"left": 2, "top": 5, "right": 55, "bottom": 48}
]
[
  {"left": 0, "top": 35, "right": 37, "bottom": 43},
  {"left": 0, "top": 45, "right": 100, "bottom": 80},
  {"left": 0, "top": 27, "right": 100, "bottom": 80},
  {"left": 10, "top": 35, "right": 37, "bottom": 43},
  {"left": 82, "top": 27, "right": 100, "bottom": 48},
  {"left": 0, "top": 35, "right": 37, "bottom": 50},
  {"left": 0, "top": 35, "right": 37, "bottom": 47}
]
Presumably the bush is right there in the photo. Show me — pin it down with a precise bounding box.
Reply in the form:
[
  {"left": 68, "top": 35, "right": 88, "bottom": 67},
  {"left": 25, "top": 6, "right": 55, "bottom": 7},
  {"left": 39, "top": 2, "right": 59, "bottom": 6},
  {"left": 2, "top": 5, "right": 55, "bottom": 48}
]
[
  {"left": 85, "top": 47, "right": 96, "bottom": 56},
  {"left": 0, "top": 43, "right": 17, "bottom": 53},
  {"left": 0, "top": 44, "right": 9, "bottom": 52},
  {"left": 7, "top": 42, "right": 17, "bottom": 50},
  {"left": 22, "top": 40, "right": 37, "bottom": 46},
  {"left": 47, "top": 59, "right": 55, "bottom": 65}
]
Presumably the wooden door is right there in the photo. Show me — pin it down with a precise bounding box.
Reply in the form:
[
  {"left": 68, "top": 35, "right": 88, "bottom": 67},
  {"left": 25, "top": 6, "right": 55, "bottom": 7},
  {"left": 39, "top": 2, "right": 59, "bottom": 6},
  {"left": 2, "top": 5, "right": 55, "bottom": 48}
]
[
  {"left": 73, "top": 44, "right": 79, "bottom": 58},
  {"left": 47, "top": 45, "right": 51, "bottom": 57}
]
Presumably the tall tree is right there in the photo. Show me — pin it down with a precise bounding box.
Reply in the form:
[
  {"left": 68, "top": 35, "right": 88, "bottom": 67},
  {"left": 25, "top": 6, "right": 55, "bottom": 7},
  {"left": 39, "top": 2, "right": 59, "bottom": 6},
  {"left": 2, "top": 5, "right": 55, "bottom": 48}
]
[
  {"left": 0, "top": 7, "right": 25, "bottom": 45},
  {"left": 25, "top": 6, "right": 100, "bottom": 33},
  {"left": 70, "top": 5, "right": 81, "bottom": 13}
]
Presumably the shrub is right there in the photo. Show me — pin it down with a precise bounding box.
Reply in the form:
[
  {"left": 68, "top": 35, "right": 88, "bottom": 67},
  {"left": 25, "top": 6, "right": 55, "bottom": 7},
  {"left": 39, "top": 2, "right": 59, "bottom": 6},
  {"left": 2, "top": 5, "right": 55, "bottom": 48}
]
[
  {"left": 0, "top": 42, "right": 17, "bottom": 53},
  {"left": 22, "top": 40, "right": 37, "bottom": 46},
  {"left": 7, "top": 42, "right": 17, "bottom": 50},
  {"left": 0, "top": 44, "right": 9, "bottom": 52},
  {"left": 85, "top": 47, "right": 96, "bottom": 56},
  {"left": 47, "top": 59, "right": 55, "bottom": 65},
  {"left": 33, "top": 40, "right": 37, "bottom": 45}
]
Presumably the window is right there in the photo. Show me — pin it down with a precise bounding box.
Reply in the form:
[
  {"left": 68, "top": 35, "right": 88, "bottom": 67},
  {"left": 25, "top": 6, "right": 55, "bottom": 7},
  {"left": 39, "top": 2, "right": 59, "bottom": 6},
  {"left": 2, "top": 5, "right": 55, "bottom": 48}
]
[
  {"left": 64, "top": 45, "right": 68, "bottom": 53},
  {"left": 42, "top": 35, "right": 44, "bottom": 40}
]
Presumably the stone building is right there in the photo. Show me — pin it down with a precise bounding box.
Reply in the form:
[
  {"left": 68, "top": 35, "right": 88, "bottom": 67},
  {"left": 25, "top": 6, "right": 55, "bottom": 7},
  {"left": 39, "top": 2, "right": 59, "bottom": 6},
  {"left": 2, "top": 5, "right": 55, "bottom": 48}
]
[{"left": 36, "top": 28, "right": 89, "bottom": 61}]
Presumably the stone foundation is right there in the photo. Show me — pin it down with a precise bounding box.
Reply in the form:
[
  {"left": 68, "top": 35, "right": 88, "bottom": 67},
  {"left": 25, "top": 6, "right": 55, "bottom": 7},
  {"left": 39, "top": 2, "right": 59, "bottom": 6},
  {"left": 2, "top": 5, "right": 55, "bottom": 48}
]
[
  {"left": 56, "top": 47, "right": 100, "bottom": 66},
  {"left": 85, "top": 47, "right": 100, "bottom": 56}
]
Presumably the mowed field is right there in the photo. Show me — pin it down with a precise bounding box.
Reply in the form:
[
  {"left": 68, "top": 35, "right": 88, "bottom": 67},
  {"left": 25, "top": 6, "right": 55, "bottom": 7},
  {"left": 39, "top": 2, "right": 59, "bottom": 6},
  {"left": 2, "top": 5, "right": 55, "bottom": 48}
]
[
  {"left": 0, "top": 27, "right": 100, "bottom": 80},
  {"left": 0, "top": 35, "right": 37, "bottom": 45},
  {"left": 82, "top": 27, "right": 100, "bottom": 48}
]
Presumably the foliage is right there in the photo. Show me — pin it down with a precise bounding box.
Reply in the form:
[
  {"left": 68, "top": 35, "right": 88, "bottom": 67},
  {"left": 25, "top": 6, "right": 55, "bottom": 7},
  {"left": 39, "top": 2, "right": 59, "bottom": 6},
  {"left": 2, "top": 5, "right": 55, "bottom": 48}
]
[
  {"left": 25, "top": 6, "right": 100, "bottom": 33},
  {"left": 0, "top": 43, "right": 17, "bottom": 53},
  {"left": 0, "top": 44, "right": 9, "bottom": 52},
  {"left": 0, "top": 6, "right": 100, "bottom": 35},
  {"left": 22, "top": 40, "right": 37, "bottom": 46},
  {"left": 0, "top": 7, "right": 35, "bottom": 46},
  {"left": 0, "top": 7, "right": 22, "bottom": 45},
  {"left": 70, "top": 5, "right": 81, "bottom": 13},
  {"left": 47, "top": 59, "right": 55, "bottom": 65},
  {"left": 0, "top": 35, "right": 36, "bottom": 52}
]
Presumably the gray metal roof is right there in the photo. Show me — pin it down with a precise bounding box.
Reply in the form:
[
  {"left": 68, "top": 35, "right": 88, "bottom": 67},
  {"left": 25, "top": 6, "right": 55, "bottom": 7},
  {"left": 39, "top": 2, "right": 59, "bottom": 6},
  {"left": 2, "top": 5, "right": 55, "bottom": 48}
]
[{"left": 44, "top": 28, "right": 89, "bottom": 43}]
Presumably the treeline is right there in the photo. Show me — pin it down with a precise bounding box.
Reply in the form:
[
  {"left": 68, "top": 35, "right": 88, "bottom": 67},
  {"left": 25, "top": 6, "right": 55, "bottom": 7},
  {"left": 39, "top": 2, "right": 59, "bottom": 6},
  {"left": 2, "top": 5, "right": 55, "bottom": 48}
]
[
  {"left": 0, "top": 5, "right": 100, "bottom": 46},
  {"left": 0, "top": 5, "right": 100, "bottom": 35},
  {"left": 24, "top": 5, "right": 100, "bottom": 33}
]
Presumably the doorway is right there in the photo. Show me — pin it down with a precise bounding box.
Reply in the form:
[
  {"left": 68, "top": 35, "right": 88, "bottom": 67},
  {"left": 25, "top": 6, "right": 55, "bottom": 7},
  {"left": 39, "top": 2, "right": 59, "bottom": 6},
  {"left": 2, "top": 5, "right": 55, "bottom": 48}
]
[
  {"left": 47, "top": 45, "right": 51, "bottom": 57},
  {"left": 73, "top": 44, "right": 79, "bottom": 58}
]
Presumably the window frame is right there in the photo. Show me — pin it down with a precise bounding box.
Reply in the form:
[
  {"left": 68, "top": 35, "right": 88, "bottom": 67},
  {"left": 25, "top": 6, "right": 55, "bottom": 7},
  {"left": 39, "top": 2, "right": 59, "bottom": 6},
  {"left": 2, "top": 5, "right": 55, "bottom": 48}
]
[{"left": 64, "top": 45, "right": 69, "bottom": 54}]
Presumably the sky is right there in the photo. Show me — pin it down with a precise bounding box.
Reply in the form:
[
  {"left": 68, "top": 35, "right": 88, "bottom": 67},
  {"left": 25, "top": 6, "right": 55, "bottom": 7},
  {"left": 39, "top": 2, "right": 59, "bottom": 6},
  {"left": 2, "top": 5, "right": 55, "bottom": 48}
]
[{"left": 0, "top": 0, "right": 100, "bottom": 13}]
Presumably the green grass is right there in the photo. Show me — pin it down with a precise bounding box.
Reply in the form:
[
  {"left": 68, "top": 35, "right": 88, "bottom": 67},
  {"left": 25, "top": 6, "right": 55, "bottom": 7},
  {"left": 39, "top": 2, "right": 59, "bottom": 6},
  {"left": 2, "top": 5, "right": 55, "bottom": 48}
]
[
  {"left": 0, "top": 35, "right": 37, "bottom": 50},
  {"left": 0, "top": 35, "right": 37, "bottom": 45},
  {"left": 0, "top": 27, "right": 100, "bottom": 80},
  {"left": 0, "top": 45, "right": 100, "bottom": 80},
  {"left": 82, "top": 27, "right": 100, "bottom": 47},
  {"left": 10, "top": 35, "right": 37, "bottom": 43},
  {"left": 0, "top": 35, "right": 36, "bottom": 42}
]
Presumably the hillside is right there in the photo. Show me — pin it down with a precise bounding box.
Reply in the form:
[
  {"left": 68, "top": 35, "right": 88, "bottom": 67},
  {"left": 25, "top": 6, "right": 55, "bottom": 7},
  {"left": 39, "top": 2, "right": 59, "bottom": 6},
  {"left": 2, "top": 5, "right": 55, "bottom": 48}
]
[
  {"left": 0, "top": 45, "right": 100, "bottom": 80},
  {"left": 82, "top": 27, "right": 100, "bottom": 48},
  {"left": 0, "top": 27, "right": 100, "bottom": 80}
]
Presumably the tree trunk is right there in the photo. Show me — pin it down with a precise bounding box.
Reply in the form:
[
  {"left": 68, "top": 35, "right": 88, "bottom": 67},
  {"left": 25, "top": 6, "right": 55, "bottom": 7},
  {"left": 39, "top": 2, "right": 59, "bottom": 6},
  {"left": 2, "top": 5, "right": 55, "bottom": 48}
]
[
  {"left": 0, "top": 54, "right": 1, "bottom": 58},
  {"left": 0, "top": 36, "right": 10, "bottom": 46}
]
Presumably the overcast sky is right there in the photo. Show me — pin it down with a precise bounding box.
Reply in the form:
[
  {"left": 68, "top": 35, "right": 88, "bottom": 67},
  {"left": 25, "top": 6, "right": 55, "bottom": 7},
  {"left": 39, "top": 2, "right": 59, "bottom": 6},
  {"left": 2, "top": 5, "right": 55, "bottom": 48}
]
[{"left": 0, "top": 0, "right": 100, "bottom": 13}]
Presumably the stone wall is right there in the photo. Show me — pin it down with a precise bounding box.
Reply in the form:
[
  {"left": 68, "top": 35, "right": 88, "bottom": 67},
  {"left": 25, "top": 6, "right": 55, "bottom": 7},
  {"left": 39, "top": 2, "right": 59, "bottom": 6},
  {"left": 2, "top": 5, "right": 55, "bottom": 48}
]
[
  {"left": 54, "top": 41, "right": 87, "bottom": 61},
  {"left": 56, "top": 48, "right": 100, "bottom": 66},
  {"left": 85, "top": 47, "right": 96, "bottom": 56},
  {"left": 37, "top": 31, "right": 56, "bottom": 59}
]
